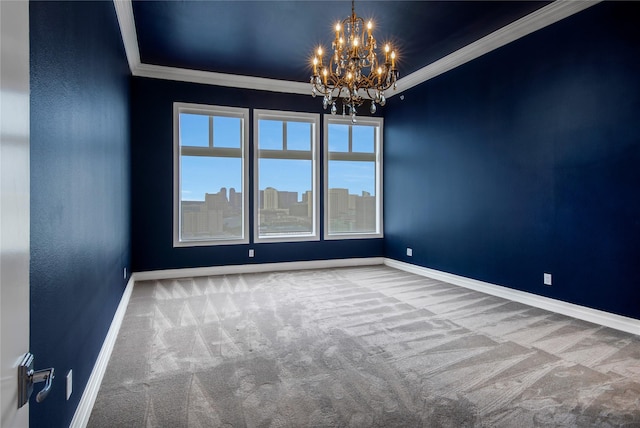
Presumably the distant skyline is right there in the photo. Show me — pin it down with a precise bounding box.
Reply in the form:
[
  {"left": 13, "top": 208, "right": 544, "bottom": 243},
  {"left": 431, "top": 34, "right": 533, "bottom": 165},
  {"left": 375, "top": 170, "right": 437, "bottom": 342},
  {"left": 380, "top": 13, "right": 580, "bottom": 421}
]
[
  {"left": 181, "top": 156, "right": 375, "bottom": 201},
  {"left": 180, "top": 113, "right": 376, "bottom": 201}
]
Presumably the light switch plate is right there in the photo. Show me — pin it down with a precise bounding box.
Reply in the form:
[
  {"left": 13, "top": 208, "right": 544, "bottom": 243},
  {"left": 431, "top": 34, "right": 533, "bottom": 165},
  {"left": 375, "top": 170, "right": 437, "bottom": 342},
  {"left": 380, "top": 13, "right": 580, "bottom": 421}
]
[{"left": 544, "top": 273, "right": 552, "bottom": 286}]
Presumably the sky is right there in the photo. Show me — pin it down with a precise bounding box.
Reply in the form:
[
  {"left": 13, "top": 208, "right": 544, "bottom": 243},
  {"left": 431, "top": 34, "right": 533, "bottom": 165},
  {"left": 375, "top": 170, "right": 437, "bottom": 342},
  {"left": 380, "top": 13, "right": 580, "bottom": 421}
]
[{"left": 180, "top": 114, "right": 377, "bottom": 201}]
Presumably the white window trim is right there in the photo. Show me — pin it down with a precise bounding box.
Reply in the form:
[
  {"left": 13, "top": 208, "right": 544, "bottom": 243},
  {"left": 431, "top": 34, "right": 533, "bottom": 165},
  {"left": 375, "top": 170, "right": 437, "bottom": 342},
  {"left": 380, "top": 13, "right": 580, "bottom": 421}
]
[
  {"left": 253, "top": 109, "right": 320, "bottom": 243},
  {"left": 323, "top": 115, "right": 384, "bottom": 240},
  {"left": 173, "top": 102, "right": 250, "bottom": 247}
]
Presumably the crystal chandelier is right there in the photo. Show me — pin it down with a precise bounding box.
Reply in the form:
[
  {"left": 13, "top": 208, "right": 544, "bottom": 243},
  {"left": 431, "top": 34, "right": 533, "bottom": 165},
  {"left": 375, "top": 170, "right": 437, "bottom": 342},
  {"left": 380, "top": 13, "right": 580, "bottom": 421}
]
[{"left": 310, "top": 0, "right": 398, "bottom": 123}]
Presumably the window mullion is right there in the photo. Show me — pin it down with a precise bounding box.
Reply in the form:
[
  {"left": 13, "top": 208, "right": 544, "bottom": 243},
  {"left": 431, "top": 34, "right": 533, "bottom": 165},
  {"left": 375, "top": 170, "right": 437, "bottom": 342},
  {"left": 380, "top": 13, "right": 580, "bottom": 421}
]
[
  {"left": 209, "top": 116, "right": 214, "bottom": 148},
  {"left": 182, "top": 146, "right": 242, "bottom": 158},
  {"left": 282, "top": 121, "right": 287, "bottom": 151}
]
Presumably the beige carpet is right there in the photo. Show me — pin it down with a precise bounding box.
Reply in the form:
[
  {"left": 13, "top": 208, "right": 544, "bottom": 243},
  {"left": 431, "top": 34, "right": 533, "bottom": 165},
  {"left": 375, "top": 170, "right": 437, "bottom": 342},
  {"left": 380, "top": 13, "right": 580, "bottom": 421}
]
[{"left": 88, "top": 265, "right": 640, "bottom": 427}]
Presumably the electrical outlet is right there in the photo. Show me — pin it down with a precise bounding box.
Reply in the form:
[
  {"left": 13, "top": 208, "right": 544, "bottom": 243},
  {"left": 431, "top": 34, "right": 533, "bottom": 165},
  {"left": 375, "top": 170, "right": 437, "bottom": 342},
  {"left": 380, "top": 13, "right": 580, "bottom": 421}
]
[
  {"left": 66, "top": 370, "right": 72, "bottom": 400},
  {"left": 406, "top": 248, "right": 413, "bottom": 257},
  {"left": 249, "top": 249, "right": 255, "bottom": 258},
  {"left": 544, "top": 273, "right": 552, "bottom": 286}
]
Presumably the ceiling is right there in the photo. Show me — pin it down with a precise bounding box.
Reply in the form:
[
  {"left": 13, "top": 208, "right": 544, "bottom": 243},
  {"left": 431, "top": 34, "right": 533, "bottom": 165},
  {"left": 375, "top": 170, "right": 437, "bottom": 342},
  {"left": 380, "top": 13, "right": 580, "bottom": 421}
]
[
  {"left": 130, "top": 1, "right": 550, "bottom": 84},
  {"left": 120, "top": 1, "right": 602, "bottom": 95}
]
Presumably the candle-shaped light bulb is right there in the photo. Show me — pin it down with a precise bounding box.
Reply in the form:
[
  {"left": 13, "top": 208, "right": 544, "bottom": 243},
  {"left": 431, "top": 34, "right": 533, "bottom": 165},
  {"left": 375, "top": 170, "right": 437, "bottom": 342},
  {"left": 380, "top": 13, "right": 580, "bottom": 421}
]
[
  {"left": 313, "top": 57, "right": 318, "bottom": 74},
  {"left": 353, "top": 38, "right": 359, "bottom": 47},
  {"left": 377, "top": 67, "right": 382, "bottom": 75},
  {"left": 335, "top": 23, "right": 341, "bottom": 39},
  {"left": 347, "top": 71, "right": 352, "bottom": 80},
  {"left": 323, "top": 68, "right": 328, "bottom": 84},
  {"left": 317, "top": 47, "right": 323, "bottom": 57},
  {"left": 391, "top": 51, "right": 396, "bottom": 68},
  {"left": 367, "top": 21, "right": 373, "bottom": 35},
  {"left": 384, "top": 44, "right": 390, "bottom": 62}
]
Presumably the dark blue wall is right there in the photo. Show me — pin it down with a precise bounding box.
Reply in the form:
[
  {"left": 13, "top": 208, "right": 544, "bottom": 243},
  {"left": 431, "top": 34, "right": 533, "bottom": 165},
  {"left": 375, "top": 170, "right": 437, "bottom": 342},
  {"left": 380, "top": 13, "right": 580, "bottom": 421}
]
[
  {"left": 384, "top": 2, "right": 640, "bottom": 320},
  {"left": 30, "top": 1, "right": 130, "bottom": 426},
  {"left": 131, "top": 78, "right": 383, "bottom": 272}
]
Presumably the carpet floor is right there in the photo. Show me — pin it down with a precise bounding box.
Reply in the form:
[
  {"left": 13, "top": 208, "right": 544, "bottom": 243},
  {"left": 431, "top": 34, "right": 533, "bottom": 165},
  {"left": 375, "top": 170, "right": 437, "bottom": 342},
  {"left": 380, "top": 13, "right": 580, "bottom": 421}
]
[{"left": 88, "top": 265, "right": 640, "bottom": 427}]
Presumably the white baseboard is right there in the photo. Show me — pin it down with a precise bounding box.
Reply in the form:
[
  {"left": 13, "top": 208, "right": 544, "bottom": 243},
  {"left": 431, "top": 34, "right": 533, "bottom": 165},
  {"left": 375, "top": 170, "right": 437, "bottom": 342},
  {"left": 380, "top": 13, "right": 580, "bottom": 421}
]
[
  {"left": 384, "top": 258, "right": 640, "bottom": 336},
  {"left": 133, "top": 257, "right": 385, "bottom": 281},
  {"left": 69, "top": 276, "right": 135, "bottom": 428}
]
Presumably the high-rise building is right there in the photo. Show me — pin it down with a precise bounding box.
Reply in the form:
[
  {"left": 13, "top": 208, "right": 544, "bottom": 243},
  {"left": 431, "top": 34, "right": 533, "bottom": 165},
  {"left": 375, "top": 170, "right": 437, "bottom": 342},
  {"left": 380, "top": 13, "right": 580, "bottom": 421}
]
[
  {"left": 182, "top": 187, "right": 242, "bottom": 238},
  {"left": 302, "top": 190, "right": 313, "bottom": 217},
  {"left": 263, "top": 187, "right": 278, "bottom": 210},
  {"left": 229, "top": 187, "right": 242, "bottom": 210},
  {"left": 329, "top": 188, "right": 349, "bottom": 218},
  {"left": 355, "top": 193, "right": 376, "bottom": 232},
  {"left": 278, "top": 191, "right": 298, "bottom": 210}
]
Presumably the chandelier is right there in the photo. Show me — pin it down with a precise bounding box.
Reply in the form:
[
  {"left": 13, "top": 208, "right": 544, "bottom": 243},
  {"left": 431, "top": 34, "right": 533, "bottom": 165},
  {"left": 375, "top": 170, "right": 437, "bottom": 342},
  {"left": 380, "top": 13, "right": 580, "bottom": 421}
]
[{"left": 310, "top": 0, "right": 398, "bottom": 123}]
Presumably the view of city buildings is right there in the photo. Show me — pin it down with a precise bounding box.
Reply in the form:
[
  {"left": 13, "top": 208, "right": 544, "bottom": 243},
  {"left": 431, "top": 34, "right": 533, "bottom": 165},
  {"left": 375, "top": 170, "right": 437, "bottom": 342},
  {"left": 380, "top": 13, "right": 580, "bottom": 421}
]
[
  {"left": 327, "top": 188, "right": 376, "bottom": 233},
  {"left": 181, "top": 186, "right": 376, "bottom": 239},
  {"left": 181, "top": 187, "right": 243, "bottom": 239}
]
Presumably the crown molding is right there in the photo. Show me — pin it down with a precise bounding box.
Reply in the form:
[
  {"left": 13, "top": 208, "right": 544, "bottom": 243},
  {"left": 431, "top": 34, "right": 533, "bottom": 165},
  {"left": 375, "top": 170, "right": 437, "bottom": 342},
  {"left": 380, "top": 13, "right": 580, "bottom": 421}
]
[
  {"left": 391, "top": 0, "right": 601, "bottom": 97},
  {"left": 113, "top": 0, "right": 140, "bottom": 73},
  {"left": 134, "top": 63, "right": 310, "bottom": 95},
  {"left": 114, "top": 0, "right": 600, "bottom": 96},
  {"left": 113, "top": 0, "right": 310, "bottom": 94}
]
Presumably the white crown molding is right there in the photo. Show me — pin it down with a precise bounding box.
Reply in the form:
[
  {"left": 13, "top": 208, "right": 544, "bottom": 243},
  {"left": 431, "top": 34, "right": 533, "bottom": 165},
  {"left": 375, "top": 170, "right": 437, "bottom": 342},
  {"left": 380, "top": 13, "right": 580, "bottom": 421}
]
[
  {"left": 391, "top": 0, "right": 602, "bottom": 97},
  {"left": 385, "top": 259, "right": 640, "bottom": 336},
  {"left": 113, "top": 0, "right": 140, "bottom": 74},
  {"left": 113, "top": 0, "right": 309, "bottom": 94},
  {"left": 134, "top": 62, "right": 311, "bottom": 95},
  {"left": 114, "top": 0, "right": 600, "bottom": 96}
]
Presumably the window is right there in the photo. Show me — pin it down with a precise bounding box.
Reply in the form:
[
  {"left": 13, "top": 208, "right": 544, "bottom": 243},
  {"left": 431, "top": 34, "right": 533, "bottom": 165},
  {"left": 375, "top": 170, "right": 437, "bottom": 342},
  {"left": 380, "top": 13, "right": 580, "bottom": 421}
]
[
  {"left": 174, "top": 103, "right": 249, "bottom": 246},
  {"left": 254, "top": 110, "right": 319, "bottom": 242},
  {"left": 324, "top": 115, "right": 383, "bottom": 239}
]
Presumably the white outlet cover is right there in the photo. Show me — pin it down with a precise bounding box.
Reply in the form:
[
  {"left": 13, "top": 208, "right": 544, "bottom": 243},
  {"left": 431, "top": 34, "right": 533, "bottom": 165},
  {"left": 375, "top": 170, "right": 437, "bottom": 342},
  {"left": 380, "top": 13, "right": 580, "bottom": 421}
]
[
  {"left": 544, "top": 273, "right": 552, "bottom": 286},
  {"left": 249, "top": 249, "right": 255, "bottom": 257},
  {"left": 406, "top": 248, "right": 413, "bottom": 257}
]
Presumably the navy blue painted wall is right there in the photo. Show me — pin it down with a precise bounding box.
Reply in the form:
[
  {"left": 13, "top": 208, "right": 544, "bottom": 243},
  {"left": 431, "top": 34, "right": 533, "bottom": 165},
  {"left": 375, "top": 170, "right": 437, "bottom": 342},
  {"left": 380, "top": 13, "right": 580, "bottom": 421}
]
[
  {"left": 131, "top": 78, "right": 383, "bottom": 272},
  {"left": 30, "top": 1, "right": 130, "bottom": 426},
  {"left": 384, "top": 2, "right": 640, "bottom": 320}
]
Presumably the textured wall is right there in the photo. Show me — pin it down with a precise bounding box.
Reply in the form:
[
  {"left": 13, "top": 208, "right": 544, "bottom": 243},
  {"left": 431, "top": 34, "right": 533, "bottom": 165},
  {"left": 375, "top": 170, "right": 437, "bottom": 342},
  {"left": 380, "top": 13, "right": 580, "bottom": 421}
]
[
  {"left": 131, "top": 78, "right": 383, "bottom": 272},
  {"left": 30, "top": 1, "right": 131, "bottom": 426},
  {"left": 384, "top": 2, "right": 640, "bottom": 319}
]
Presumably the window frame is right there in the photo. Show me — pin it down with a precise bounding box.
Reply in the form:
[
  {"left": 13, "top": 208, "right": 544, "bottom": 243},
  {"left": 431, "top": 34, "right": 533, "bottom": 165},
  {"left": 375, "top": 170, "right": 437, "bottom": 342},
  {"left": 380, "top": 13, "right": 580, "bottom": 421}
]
[
  {"left": 323, "top": 115, "right": 384, "bottom": 240},
  {"left": 173, "top": 102, "right": 250, "bottom": 247},
  {"left": 253, "top": 109, "right": 320, "bottom": 243}
]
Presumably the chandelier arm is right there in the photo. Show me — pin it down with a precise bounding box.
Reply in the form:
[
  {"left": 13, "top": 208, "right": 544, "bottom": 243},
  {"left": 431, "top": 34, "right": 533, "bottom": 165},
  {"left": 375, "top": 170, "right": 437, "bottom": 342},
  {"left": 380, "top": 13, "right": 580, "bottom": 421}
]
[
  {"left": 364, "top": 87, "right": 378, "bottom": 100},
  {"left": 310, "top": 0, "right": 398, "bottom": 120}
]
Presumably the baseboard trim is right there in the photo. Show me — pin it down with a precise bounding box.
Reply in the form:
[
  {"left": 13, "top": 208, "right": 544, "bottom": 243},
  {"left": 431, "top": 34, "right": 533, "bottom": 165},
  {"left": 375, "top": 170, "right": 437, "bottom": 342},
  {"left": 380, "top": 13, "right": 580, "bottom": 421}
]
[
  {"left": 69, "top": 276, "right": 136, "bottom": 428},
  {"left": 133, "top": 257, "right": 385, "bottom": 281},
  {"left": 384, "top": 258, "right": 639, "bottom": 336}
]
